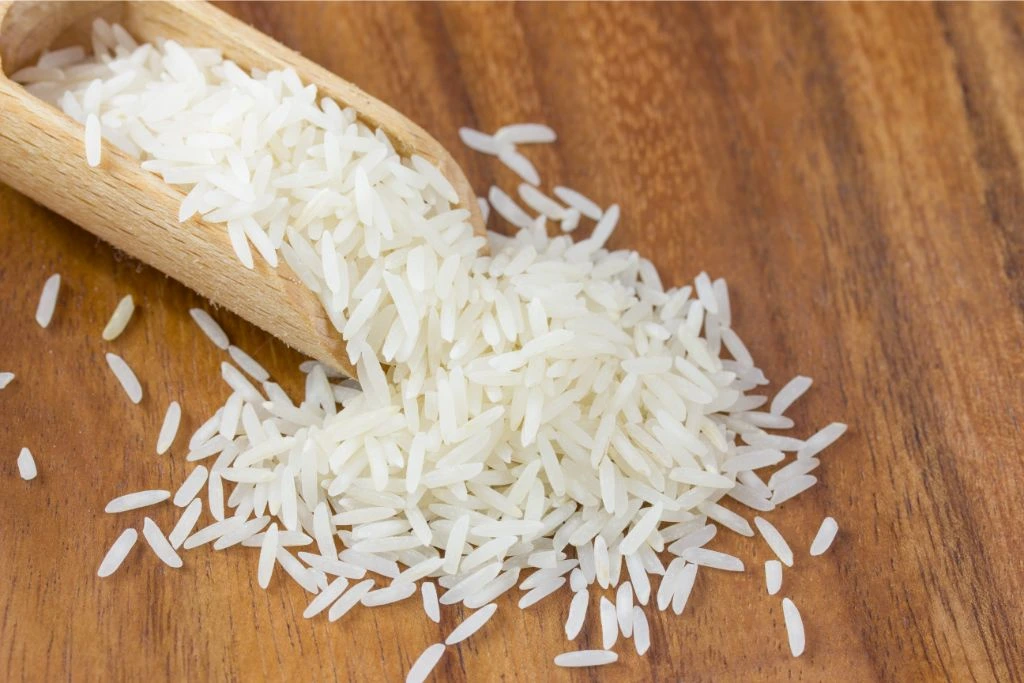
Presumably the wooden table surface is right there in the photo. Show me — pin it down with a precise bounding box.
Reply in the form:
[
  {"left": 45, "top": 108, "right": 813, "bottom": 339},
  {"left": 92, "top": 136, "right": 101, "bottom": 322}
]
[{"left": 2, "top": 3, "right": 1023, "bottom": 681}]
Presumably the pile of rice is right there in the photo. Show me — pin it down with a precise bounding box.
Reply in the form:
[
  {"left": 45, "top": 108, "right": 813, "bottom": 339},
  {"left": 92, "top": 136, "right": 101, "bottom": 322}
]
[{"left": 13, "top": 20, "right": 846, "bottom": 679}]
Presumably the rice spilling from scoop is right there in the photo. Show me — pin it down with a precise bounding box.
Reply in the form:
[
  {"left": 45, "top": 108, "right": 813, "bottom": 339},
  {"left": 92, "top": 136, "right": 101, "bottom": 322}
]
[{"left": 17, "top": 20, "right": 848, "bottom": 675}]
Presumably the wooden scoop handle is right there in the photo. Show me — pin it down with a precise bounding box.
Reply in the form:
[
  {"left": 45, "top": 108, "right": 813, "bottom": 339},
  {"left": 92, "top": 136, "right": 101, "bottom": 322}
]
[{"left": 0, "top": 1, "right": 483, "bottom": 374}]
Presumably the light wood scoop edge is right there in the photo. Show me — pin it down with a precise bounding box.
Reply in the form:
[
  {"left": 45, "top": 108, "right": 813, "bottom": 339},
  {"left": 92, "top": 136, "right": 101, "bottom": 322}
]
[{"left": 0, "top": 0, "right": 486, "bottom": 376}]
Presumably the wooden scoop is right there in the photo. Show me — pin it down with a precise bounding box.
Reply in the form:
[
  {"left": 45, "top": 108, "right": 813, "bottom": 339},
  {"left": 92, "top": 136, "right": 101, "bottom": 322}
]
[{"left": 0, "top": 1, "right": 484, "bottom": 375}]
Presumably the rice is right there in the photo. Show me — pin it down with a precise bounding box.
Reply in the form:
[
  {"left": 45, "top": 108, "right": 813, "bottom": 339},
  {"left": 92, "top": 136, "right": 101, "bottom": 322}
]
[
  {"left": 0, "top": 372, "right": 14, "bottom": 389},
  {"left": 771, "top": 475, "right": 817, "bottom": 505},
  {"left": 671, "top": 562, "right": 698, "bottom": 615},
  {"left": 303, "top": 576, "right": 350, "bottom": 618},
  {"left": 809, "top": 516, "right": 838, "bottom": 556},
  {"left": 564, "top": 588, "right": 589, "bottom": 639},
  {"left": 765, "top": 560, "right": 782, "bottom": 595},
  {"left": 157, "top": 401, "right": 182, "bottom": 454},
  {"left": 17, "top": 447, "right": 37, "bottom": 480},
  {"left": 518, "top": 576, "right": 566, "bottom": 608},
  {"left": 35, "top": 274, "right": 61, "bottom": 328},
  {"left": 168, "top": 499, "right": 202, "bottom": 549},
  {"left": 487, "top": 186, "right": 533, "bottom": 229},
  {"left": 632, "top": 607, "right": 650, "bottom": 655},
  {"left": 445, "top": 602, "right": 498, "bottom": 645},
  {"left": 625, "top": 554, "right": 651, "bottom": 605},
  {"left": 98, "top": 528, "right": 138, "bottom": 577},
  {"left": 189, "top": 308, "right": 229, "bottom": 349},
  {"left": 494, "top": 123, "right": 557, "bottom": 145},
  {"left": 258, "top": 522, "right": 279, "bottom": 588},
  {"left": 406, "top": 643, "right": 445, "bottom": 683},
  {"left": 679, "top": 548, "right": 744, "bottom": 572},
  {"left": 421, "top": 581, "right": 440, "bottom": 623},
  {"left": 105, "top": 353, "right": 143, "bottom": 403},
  {"left": 770, "top": 376, "right": 813, "bottom": 416},
  {"left": 458, "top": 127, "right": 500, "bottom": 155},
  {"left": 142, "top": 517, "right": 183, "bottom": 568},
  {"left": 497, "top": 147, "right": 540, "bottom": 186},
  {"left": 105, "top": 489, "right": 170, "bottom": 513},
  {"left": 798, "top": 423, "right": 848, "bottom": 459},
  {"left": 173, "top": 465, "right": 208, "bottom": 507},
  {"left": 328, "top": 579, "right": 375, "bottom": 621},
  {"left": 228, "top": 345, "right": 270, "bottom": 382},
  {"left": 553, "top": 186, "right": 602, "bottom": 221},
  {"left": 616, "top": 582, "right": 634, "bottom": 637},
  {"left": 518, "top": 184, "right": 566, "bottom": 220},
  {"left": 102, "top": 295, "right": 135, "bottom": 340},
  {"left": 553, "top": 650, "right": 618, "bottom": 668},
  {"left": 782, "top": 597, "right": 805, "bottom": 657},
  {"left": 29, "top": 25, "right": 851, "bottom": 674},
  {"left": 599, "top": 596, "right": 617, "bottom": 649},
  {"left": 361, "top": 581, "right": 417, "bottom": 606},
  {"left": 753, "top": 516, "right": 794, "bottom": 567}
]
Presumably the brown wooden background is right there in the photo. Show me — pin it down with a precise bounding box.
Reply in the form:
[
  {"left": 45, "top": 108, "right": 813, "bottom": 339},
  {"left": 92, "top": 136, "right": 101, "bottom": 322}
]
[{"left": 2, "top": 3, "right": 1023, "bottom": 681}]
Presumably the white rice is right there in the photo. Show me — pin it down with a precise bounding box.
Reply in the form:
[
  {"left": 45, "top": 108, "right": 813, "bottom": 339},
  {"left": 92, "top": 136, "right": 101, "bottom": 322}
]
[
  {"left": 518, "top": 576, "right": 566, "bottom": 609},
  {"left": 303, "top": 576, "right": 350, "bottom": 618},
  {"left": 105, "top": 352, "right": 142, "bottom": 403},
  {"left": 798, "top": 423, "right": 848, "bottom": 459},
  {"left": 560, "top": 208, "right": 581, "bottom": 233},
  {"left": 487, "top": 186, "right": 533, "bottom": 229},
  {"left": 593, "top": 536, "right": 611, "bottom": 588},
  {"left": 445, "top": 602, "right": 498, "bottom": 645},
  {"left": 406, "top": 643, "right": 445, "bottom": 683},
  {"left": 771, "top": 475, "right": 817, "bottom": 505},
  {"left": 770, "top": 376, "right": 813, "bottom": 416},
  {"left": 102, "top": 295, "right": 135, "bottom": 340},
  {"left": 156, "top": 401, "right": 181, "bottom": 455},
  {"left": 782, "top": 597, "right": 805, "bottom": 657},
  {"left": 753, "top": 516, "right": 794, "bottom": 567},
  {"left": 189, "top": 308, "right": 229, "bottom": 349},
  {"left": 679, "top": 548, "right": 744, "bottom": 572},
  {"left": 599, "top": 596, "right": 617, "bottom": 649},
  {"left": 632, "top": 607, "right": 650, "bottom": 655},
  {"left": 616, "top": 581, "right": 634, "bottom": 637},
  {"left": 809, "top": 516, "right": 838, "bottom": 556},
  {"left": 362, "top": 581, "right": 417, "bottom": 606},
  {"left": 518, "top": 184, "right": 566, "bottom": 219},
  {"left": 625, "top": 554, "right": 651, "bottom": 605},
  {"left": 98, "top": 528, "right": 138, "bottom": 577},
  {"left": 105, "top": 489, "right": 170, "bottom": 513},
  {"left": 142, "top": 517, "right": 183, "bottom": 568},
  {"left": 553, "top": 650, "right": 618, "bottom": 668},
  {"left": 328, "top": 579, "right": 375, "bottom": 621},
  {"left": 228, "top": 345, "right": 270, "bottom": 381},
  {"left": 458, "top": 127, "right": 500, "bottom": 155},
  {"left": 765, "top": 560, "right": 782, "bottom": 595},
  {"left": 421, "top": 581, "right": 440, "bottom": 623},
  {"left": 671, "top": 563, "right": 698, "bottom": 615},
  {"left": 30, "top": 26, "right": 850, "bottom": 674},
  {"left": 258, "top": 523, "right": 279, "bottom": 588},
  {"left": 35, "top": 274, "right": 61, "bottom": 328},
  {"left": 564, "top": 589, "right": 589, "bottom": 640},
  {"left": 173, "top": 465, "right": 208, "bottom": 507},
  {"left": 168, "top": 499, "right": 202, "bottom": 549},
  {"left": 497, "top": 147, "right": 540, "bottom": 186},
  {"left": 553, "top": 186, "right": 602, "bottom": 220},
  {"left": 0, "top": 372, "right": 14, "bottom": 389},
  {"left": 494, "top": 123, "right": 557, "bottom": 145},
  {"left": 17, "top": 447, "right": 37, "bottom": 480}
]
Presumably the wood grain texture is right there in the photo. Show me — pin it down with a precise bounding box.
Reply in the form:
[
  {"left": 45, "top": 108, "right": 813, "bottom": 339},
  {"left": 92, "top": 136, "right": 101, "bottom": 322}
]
[{"left": 1, "top": 3, "right": 1022, "bottom": 681}]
